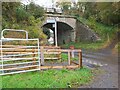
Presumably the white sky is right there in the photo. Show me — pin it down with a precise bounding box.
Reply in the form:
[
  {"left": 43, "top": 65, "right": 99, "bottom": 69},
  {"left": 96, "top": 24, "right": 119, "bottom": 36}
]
[
  {"left": 21, "top": 0, "right": 58, "bottom": 7},
  {"left": 21, "top": 0, "right": 78, "bottom": 8},
  {"left": 33, "top": 0, "right": 54, "bottom": 7}
]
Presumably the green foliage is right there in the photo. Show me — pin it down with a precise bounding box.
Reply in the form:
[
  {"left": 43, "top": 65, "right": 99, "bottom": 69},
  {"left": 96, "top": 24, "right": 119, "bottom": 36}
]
[
  {"left": 27, "top": 2, "right": 45, "bottom": 19},
  {"left": 59, "top": 2, "right": 71, "bottom": 15},
  {"left": 61, "top": 53, "right": 78, "bottom": 61},
  {"left": 83, "top": 2, "right": 120, "bottom": 25},
  {"left": 2, "top": 2, "right": 21, "bottom": 22},
  {"left": 2, "top": 2, "right": 47, "bottom": 44},
  {"left": 16, "top": 6, "right": 30, "bottom": 22},
  {"left": 77, "top": 17, "right": 118, "bottom": 41},
  {"left": 83, "top": 2, "right": 97, "bottom": 19},
  {"left": 2, "top": 68, "right": 92, "bottom": 88},
  {"left": 95, "top": 2, "right": 120, "bottom": 25},
  {"left": 62, "top": 2, "right": 120, "bottom": 26}
]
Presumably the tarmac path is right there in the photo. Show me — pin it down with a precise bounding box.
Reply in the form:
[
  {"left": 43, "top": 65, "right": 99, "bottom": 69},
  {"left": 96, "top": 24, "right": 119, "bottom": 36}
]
[{"left": 80, "top": 49, "right": 118, "bottom": 88}]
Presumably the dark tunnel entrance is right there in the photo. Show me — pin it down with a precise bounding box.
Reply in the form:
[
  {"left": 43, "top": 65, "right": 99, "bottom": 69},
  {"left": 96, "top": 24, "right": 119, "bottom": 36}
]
[{"left": 42, "top": 21, "right": 73, "bottom": 45}]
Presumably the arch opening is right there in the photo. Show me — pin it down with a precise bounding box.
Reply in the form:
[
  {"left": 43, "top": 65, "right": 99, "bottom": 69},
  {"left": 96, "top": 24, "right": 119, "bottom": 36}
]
[{"left": 42, "top": 21, "right": 74, "bottom": 45}]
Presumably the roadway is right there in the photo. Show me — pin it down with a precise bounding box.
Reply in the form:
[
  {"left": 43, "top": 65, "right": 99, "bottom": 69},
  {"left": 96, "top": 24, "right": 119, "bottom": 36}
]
[{"left": 80, "top": 49, "right": 118, "bottom": 88}]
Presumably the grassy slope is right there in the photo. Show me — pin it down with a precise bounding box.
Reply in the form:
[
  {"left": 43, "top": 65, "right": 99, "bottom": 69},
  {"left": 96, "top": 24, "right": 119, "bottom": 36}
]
[
  {"left": 77, "top": 17, "right": 117, "bottom": 41},
  {"left": 61, "top": 41, "right": 104, "bottom": 50},
  {"left": 62, "top": 17, "right": 118, "bottom": 50},
  {"left": 2, "top": 68, "right": 92, "bottom": 88}
]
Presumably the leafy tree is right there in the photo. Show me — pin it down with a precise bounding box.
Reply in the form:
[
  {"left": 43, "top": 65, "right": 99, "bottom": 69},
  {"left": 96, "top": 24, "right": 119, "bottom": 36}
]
[
  {"left": 76, "top": 2, "right": 120, "bottom": 25},
  {"left": 96, "top": 2, "right": 120, "bottom": 25},
  {"left": 16, "top": 5, "right": 30, "bottom": 23},
  {"left": 27, "top": 2, "right": 45, "bottom": 19},
  {"left": 59, "top": 2, "right": 71, "bottom": 15},
  {"left": 2, "top": 2, "right": 47, "bottom": 45}
]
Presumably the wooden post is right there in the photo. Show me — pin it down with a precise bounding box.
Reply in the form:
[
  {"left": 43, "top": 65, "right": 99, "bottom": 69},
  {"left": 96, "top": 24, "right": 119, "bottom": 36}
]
[
  {"left": 68, "top": 51, "right": 71, "bottom": 65},
  {"left": 32, "top": 48, "right": 36, "bottom": 65},
  {"left": 57, "top": 49, "right": 61, "bottom": 61},
  {"left": 70, "top": 45, "right": 74, "bottom": 58},
  {"left": 40, "top": 46, "right": 44, "bottom": 66},
  {"left": 78, "top": 51, "right": 82, "bottom": 68}
]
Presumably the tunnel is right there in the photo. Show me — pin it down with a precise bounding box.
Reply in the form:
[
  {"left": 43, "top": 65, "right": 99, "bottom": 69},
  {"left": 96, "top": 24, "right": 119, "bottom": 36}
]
[{"left": 42, "top": 21, "right": 73, "bottom": 45}]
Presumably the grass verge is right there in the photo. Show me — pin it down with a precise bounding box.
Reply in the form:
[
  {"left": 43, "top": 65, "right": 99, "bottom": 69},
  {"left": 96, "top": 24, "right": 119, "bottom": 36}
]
[
  {"left": 61, "top": 53, "right": 78, "bottom": 61},
  {"left": 2, "top": 67, "right": 92, "bottom": 88},
  {"left": 61, "top": 41, "right": 104, "bottom": 50},
  {"left": 0, "top": 76, "right": 2, "bottom": 89}
]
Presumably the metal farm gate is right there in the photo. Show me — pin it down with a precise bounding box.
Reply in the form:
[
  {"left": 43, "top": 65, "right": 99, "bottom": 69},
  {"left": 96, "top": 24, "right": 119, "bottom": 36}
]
[{"left": 0, "top": 29, "right": 40, "bottom": 75}]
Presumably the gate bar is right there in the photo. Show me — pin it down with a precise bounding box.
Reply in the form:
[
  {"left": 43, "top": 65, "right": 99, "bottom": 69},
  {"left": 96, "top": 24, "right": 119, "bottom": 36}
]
[
  {"left": 1, "top": 29, "right": 28, "bottom": 39},
  {"left": 0, "top": 52, "right": 38, "bottom": 58},
  {"left": 0, "top": 61, "right": 39, "bottom": 67}
]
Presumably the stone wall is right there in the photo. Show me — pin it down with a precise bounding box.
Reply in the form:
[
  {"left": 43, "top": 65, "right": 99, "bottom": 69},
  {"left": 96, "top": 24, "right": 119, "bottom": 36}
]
[{"left": 75, "top": 19, "right": 99, "bottom": 42}]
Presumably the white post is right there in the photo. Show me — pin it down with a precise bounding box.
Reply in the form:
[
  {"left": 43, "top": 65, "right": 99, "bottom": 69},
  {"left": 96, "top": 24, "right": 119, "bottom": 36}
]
[
  {"left": 1, "top": 39, "right": 4, "bottom": 74},
  {"left": 47, "top": 19, "right": 58, "bottom": 46},
  {"left": 55, "top": 20, "right": 58, "bottom": 46}
]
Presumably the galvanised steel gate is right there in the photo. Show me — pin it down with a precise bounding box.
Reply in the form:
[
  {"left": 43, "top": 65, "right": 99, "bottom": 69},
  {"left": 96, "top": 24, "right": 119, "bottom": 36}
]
[{"left": 0, "top": 29, "right": 40, "bottom": 75}]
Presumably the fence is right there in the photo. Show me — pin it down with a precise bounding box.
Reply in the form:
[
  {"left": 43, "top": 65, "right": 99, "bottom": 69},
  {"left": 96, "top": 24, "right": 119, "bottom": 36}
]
[
  {"left": 0, "top": 29, "right": 40, "bottom": 75},
  {"left": 40, "top": 47, "right": 82, "bottom": 69},
  {"left": 40, "top": 46, "right": 61, "bottom": 65},
  {"left": 0, "top": 29, "right": 82, "bottom": 75}
]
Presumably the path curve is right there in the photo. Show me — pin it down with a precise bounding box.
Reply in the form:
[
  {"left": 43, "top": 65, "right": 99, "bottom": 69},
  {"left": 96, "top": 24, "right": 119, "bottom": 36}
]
[{"left": 80, "top": 49, "right": 118, "bottom": 88}]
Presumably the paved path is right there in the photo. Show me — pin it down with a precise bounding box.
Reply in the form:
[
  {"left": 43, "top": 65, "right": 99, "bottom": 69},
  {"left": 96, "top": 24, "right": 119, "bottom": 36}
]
[{"left": 80, "top": 49, "right": 118, "bottom": 88}]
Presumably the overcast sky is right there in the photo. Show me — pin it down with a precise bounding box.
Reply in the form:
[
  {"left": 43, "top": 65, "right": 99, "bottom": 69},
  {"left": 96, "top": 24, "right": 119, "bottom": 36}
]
[
  {"left": 21, "top": 0, "right": 52, "bottom": 7},
  {"left": 21, "top": 0, "right": 78, "bottom": 8}
]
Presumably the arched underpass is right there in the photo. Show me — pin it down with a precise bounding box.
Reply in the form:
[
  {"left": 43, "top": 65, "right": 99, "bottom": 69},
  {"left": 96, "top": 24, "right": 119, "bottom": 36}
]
[{"left": 42, "top": 21, "right": 73, "bottom": 45}]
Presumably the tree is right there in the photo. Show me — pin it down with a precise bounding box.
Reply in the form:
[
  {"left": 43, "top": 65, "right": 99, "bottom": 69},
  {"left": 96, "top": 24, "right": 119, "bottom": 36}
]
[
  {"left": 16, "top": 5, "right": 30, "bottom": 23},
  {"left": 76, "top": 2, "right": 120, "bottom": 25},
  {"left": 59, "top": 2, "right": 71, "bottom": 15},
  {"left": 96, "top": 2, "right": 120, "bottom": 25},
  {"left": 27, "top": 2, "right": 45, "bottom": 19},
  {"left": 2, "top": 2, "right": 20, "bottom": 21},
  {"left": 2, "top": 2, "right": 47, "bottom": 45}
]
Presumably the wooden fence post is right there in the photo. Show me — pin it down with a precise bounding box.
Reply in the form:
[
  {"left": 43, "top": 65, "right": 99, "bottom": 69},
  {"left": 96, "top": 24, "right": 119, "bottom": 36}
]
[
  {"left": 68, "top": 51, "right": 71, "bottom": 65},
  {"left": 32, "top": 48, "right": 36, "bottom": 65},
  {"left": 70, "top": 45, "right": 74, "bottom": 58},
  {"left": 78, "top": 50, "right": 82, "bottom": 68},
  {"left": 40, "top": 46, "right": 44, "bottom": 66}
]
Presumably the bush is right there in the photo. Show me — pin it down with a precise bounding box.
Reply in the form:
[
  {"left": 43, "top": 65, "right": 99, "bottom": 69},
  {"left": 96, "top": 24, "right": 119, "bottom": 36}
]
[{"left": 2, "top": 2, "right": 47, "bottom": 45}]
